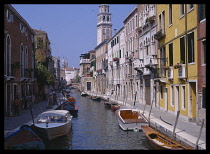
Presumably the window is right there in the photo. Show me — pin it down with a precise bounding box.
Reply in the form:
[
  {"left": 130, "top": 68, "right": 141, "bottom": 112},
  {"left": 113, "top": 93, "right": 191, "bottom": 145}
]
[
  {"left": 25, "top": 47, "right": 28, "bottom": 69},
  {"left": 37, "top": 37, "right": 43, "bottom": 49},
  {"left": 87, "top": 82, "right": 91, "bottom": 91},
  {"left": 202, "top": 87, "right": 206, "bottom": 109},
  {"left": 20, "top": 23, "right": 24, "bottom": 33},
  {"left": 188, "top": 32, "right": 194, "bottom": 63},
  {"left": 202, "top": 40, "right": 206, "bottom": 64},
  {"left": 169, "top": 4, "right": 172, "bottom": 25},
  {"left": 198, "top": 4, "right": 206, "bottom": 22},
  {"left": 135, "top": 15, "right": 138, "bottom": 27},
  {"left": 6, "top": 35, "right": 11, "bottom": 76},
  {"left": 169, "top": 43, "right": 173, "bottom": 66},
  {"left": 180, "top": 4, "right": 185, "bottom": 16},
  {"left": 181, "top": 86, "right": 186, "bottom": 109},
  {"left": 180, "top": 36, "right": 185, "bottom": 64},
  {"left": 188, "top": 4, "right": 194, "bottom": 10},
  {"left": 158, "top": 14, "right": 161, "bottom": 30},
  {"left": 7, "top": 9, "right": 13, "bottom": 22}
]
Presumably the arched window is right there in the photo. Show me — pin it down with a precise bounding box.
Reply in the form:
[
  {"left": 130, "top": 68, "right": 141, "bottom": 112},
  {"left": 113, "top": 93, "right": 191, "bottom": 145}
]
[
  {"left": 6, "top": 35, "right": 11, "bottom": 76},
  {"left": 25, "top": 46, "right": 28, "bottom": 69}
]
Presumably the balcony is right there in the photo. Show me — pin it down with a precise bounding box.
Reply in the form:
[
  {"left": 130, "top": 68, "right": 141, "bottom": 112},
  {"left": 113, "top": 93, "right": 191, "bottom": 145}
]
[
  {"left": 154, "top": 29, "right": 165, "bottom": 40},
  {"left": 80, "top": 59, "right": 90, "bottom": 64},
  {"left": 178, "top": 64, "right": 186, "bottom": 79}
]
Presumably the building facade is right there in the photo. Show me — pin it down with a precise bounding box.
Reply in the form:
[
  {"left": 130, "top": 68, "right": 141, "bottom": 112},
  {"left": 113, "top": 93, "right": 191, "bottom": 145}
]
[
  {"left": 155, "top": 4, "right": 198, "bottom": 121},
  {"left": 197, "top": 4, "right": 206, "bottom": 126},
  {"left": 4, "top": 4, "right": 35, "bottom": 116}
]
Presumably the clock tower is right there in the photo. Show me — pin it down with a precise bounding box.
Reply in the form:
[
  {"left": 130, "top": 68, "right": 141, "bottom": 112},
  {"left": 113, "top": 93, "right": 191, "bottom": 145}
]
[{"left": 97, "top": 4, "right": 112, "bottom": 45}]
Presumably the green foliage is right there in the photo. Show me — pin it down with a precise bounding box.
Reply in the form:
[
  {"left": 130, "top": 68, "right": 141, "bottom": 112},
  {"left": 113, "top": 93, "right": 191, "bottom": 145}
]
[{"left": 34, "top": 61, "right": 55, "bottom": 88}]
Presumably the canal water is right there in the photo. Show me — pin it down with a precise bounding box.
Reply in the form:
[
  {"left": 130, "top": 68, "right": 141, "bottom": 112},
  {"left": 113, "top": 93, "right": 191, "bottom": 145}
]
[{"left": 45, "top": 89, "right": 151, "bottom": 150}]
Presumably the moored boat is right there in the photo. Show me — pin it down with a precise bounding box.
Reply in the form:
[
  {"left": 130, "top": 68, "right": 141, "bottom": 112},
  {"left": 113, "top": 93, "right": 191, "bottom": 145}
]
[
  {"left": 141, "top": 125, "right": 193, "bottom": 150},
  {"left": 111, "top": 104, "right": 120, "bottom": 111},
  {"left": 81, "top": 92, "right": 88, "bottom": 96},
  {"left": 116, "top": 108, "right": 148, "bottom": 131},
  {"left": 92, "top": 96, "right": 101, "bottom": 101},
  {"left": 60, "top": 101, "right": 78, "bottom": 116},
  {"left": 4, "top": 125, "right": 45, "bottom": 150},
  {"left": 104, "top": 101, "right": 118, "bottom": 108},
  {"left": 34, "top": 110, "right": 73, "bottom": 141}
]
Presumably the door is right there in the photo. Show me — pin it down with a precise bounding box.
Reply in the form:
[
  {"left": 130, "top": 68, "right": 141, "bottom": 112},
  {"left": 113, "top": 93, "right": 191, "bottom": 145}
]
[
  {"left": 175, "top": 85, "right": 180, "bottom": 114},
  {"left": 189, "top": 82, "right": 196, "bottom": 120},
  {"left": 164, "top": 87, "right": 168, "bottom": 111}
]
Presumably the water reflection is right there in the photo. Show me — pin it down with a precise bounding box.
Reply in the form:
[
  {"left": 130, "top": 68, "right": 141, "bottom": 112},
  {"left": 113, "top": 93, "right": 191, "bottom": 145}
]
[{"left": 45, "top": 89, "right": 151, "bottom": 150}]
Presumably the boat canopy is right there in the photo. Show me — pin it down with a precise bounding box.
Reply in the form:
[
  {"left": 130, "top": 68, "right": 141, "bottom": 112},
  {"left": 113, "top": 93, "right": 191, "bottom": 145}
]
[{"left": 37, "top": 110, "right": 69, "bottom": 117}]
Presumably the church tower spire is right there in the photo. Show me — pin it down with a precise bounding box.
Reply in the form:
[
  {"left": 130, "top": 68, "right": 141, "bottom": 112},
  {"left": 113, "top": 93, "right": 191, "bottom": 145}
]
[{"left": 97, "top": 4, "right": 112, "bottom": 45}]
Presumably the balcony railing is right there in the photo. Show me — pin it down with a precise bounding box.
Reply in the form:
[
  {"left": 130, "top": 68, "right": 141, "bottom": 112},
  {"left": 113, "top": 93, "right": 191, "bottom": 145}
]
[
  {"left": 80, "top": 59, "right": 90, "bottom": 64},
  {"left": 154, "top": 29, "right": 166, "bottom": 40}
]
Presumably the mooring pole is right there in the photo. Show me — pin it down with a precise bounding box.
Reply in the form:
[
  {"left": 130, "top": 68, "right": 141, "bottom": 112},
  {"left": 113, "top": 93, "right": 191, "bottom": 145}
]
[
  {"left": 148, "top": 99, "right": 154, "bottom": 126},
  {"left": 171, "top": 110, "right": 180, "bottom": 140},
  {"left": 194, "top": 119, "right": 205, "bottom": 150},
  {"left": 29, "top": 104, "right": 35, "bottom": 125}
]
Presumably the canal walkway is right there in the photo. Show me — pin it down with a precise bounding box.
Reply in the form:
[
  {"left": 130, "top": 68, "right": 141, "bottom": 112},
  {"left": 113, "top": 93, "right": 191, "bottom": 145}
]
[{"left": 106, "top": 95, "right": 206, "bottom": 150}]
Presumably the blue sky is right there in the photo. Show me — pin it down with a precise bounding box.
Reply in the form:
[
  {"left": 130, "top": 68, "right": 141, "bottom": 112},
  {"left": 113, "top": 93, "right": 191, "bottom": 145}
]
[{"left": 12, "top": 4, "right": 137, "bottom": 68}]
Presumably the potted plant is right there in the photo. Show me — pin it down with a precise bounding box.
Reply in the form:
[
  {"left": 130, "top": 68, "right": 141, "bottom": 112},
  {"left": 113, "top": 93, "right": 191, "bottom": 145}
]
[
  {"left": 174, "top": 63, "right": 182, "bottom": 69},
  {"left": 113, "top": 57, "right": 119, "bottom": 62}
]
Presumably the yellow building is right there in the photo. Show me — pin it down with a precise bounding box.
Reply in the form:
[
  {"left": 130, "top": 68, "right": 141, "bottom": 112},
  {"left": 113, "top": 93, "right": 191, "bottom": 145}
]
[{"left": 155, "top": 4, "right": 197, "bottom": 121}]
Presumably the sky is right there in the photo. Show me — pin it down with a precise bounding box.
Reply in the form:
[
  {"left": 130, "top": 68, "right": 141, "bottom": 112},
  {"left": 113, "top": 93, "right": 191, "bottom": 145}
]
[{"left": 12, "top": 4, "right": 137, "bottom": 68}]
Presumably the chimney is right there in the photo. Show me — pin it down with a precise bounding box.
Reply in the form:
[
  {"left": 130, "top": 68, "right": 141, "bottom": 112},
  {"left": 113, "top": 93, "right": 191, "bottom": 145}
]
[{"left": 114, "top": 29, "right": 117, "bottom": 34}]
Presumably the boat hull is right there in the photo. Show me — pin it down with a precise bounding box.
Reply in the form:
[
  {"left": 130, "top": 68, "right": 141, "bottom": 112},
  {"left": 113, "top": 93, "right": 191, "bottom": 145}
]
[
  {"left": 141, "top": 125, "right": 192, "bottom": 150},
  {"left": 4, "top": 126, "right": 45, "bottom": 150},
  {"left": 60, "top": 102, "right": 78, "bottom": 116},
  {"left": 34, "top": 121, "right": 72, "bottom": 141},
  {"left": 116, "top": 109, "right": 148, "bottom": 131}
]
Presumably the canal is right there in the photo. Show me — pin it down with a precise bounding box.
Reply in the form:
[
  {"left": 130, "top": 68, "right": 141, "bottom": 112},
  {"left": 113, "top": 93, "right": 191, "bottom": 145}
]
[{"left": 45, "top": 89, "right": 151, "bottom": 150}]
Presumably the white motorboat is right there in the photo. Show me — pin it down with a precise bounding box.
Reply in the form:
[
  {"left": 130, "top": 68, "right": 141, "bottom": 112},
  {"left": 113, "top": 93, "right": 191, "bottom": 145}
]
[
  {"left": 34, "top": 110, "right": 73, "bottom": 141},
  {"left": 116, "top": 107, "right": 148, "bottom": 131},
  {"left": 81, "top": 92, "right": 88, "bottom": 96}
]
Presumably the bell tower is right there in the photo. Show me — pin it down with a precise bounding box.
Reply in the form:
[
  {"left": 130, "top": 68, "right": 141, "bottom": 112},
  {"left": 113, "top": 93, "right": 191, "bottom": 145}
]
[{"left": 97, "top": 4, "right": 112, "bottom": 45}]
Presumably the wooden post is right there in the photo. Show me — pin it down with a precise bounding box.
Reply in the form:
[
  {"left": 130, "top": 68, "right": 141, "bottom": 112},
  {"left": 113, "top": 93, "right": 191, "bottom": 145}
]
[
  {"left": 148, "top": 99, "right": 154, "bottom": 126},
  {"left": 194, "top": 119, "right": 205, "bottom": 150},
  {"left": 29, "top": 104, "right": 34, "bottom": 125},
  {"left": 171, "top": 110, "right": 180, "bottom": 140}
]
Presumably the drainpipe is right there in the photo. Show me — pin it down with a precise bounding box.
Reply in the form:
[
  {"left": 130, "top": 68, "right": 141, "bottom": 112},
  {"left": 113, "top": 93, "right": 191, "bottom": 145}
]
[{"left": 185, "top": 4, "right": 188, "bottom": 79}]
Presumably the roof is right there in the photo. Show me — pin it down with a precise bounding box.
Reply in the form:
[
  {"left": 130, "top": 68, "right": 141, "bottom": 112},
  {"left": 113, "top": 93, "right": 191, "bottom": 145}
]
[{"left": 38, "top": 110, "right": 69, "bottom": 117}]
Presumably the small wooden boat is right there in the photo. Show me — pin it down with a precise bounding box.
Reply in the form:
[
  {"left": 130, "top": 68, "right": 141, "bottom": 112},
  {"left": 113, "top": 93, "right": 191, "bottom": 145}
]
[
  {"left": 67, "top": 96, "right": 76, "bottom": 102},
  {"left": 60, "top": 101, "right": 78, "bottom": 116},
  {"left": 116, "top": 108, "right": 148, "bottom": 131},
  {"left": 34, "top": 110, "right": 73, "bottom": 141},
  {"left": 4, "top": 125, "right": 45, "bottom": 150},
  {"left": 104, "top": 101, "right": 118, "bottom": 108},
  {"left": 92, "top": 96, "right": 101, "bottom": 101},
  {"left": 111, "top": 104, "right": 120, "bottom": 111},
  {"left": 81, "top": 92, "right": 88, "bottom": 96},
  {"left": 141, "top": 125, "right": 193, "bottom": 150}
]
